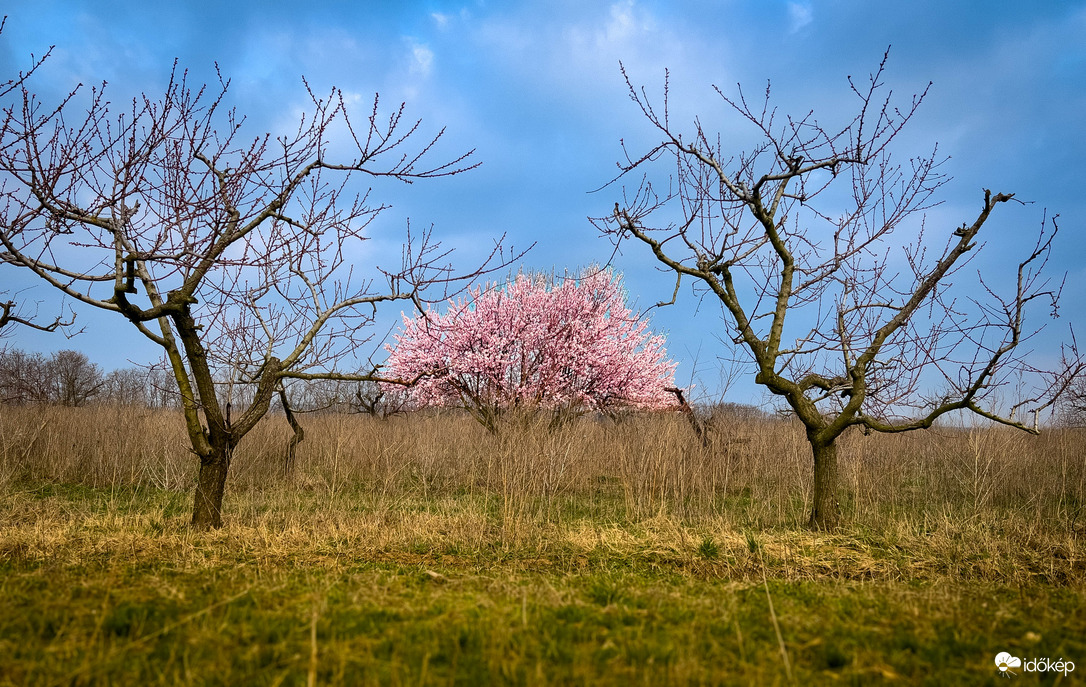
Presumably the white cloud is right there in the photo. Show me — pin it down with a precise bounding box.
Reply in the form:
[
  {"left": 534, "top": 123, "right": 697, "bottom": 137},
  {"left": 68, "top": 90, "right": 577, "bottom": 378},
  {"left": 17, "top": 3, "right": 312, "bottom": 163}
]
[
  {"left": 478, "top": 0, "right": 692, "bottom": 103},
  {"left": 409, "top": 41, "right": 434, "bottom": 77},
  {"left": 604, "top": 1, "right": 640, "bottom": 43},
  {"left": 565, "top": 1, "right": 665, "bottom": 69},
  {"left": 788, "top": 2, "right": 813, "bottom": 33}
]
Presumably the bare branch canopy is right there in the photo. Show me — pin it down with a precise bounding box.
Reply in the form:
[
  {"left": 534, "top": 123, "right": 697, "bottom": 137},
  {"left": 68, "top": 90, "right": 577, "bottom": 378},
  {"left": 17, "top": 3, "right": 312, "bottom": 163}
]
[
  {"left": 593, "top": 54, "right": 1082, "bottom": 528},
  {"left": 0, "top": 54, "right": 521, "bottom": 528}
]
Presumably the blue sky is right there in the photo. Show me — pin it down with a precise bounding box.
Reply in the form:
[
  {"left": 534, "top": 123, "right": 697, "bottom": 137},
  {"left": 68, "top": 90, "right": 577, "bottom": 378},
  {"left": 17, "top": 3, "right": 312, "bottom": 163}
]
[{"left": 2, "top": 0, "right": 1084, "bottom": 404}]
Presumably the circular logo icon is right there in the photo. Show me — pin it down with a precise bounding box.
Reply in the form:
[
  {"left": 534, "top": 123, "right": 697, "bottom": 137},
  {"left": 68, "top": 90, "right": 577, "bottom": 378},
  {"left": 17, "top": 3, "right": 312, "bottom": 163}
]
[{"left": 995, "top": 652, "right": 1022, "bottom": 675}]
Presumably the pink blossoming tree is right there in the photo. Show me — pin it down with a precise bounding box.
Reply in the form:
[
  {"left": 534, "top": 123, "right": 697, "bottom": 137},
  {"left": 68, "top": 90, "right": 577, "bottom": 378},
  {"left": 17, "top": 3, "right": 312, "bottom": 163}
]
[{"left": 383, "top": 269, "right": 677, "bottom": 430}]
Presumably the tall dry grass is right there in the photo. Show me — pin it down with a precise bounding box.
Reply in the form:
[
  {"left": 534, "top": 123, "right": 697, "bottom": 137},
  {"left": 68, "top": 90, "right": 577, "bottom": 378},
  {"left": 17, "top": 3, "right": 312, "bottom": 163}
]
[{"left": 2, "top": 404, "right": 1083, "bottom": 534}]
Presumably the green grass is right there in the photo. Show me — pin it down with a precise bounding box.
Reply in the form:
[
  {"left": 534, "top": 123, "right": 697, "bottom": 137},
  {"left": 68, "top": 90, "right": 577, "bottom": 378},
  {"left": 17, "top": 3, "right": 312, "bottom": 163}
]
[{"left": 2, "top": 481, "right": 1084, "bottom": 685}]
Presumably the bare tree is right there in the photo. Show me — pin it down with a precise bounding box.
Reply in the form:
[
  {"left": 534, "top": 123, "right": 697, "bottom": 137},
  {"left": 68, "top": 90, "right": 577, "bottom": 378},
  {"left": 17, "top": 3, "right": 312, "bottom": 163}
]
[
  {"left": 0, "top": 347, "right": 102, "bottom": 405},
  {"left": 146, "top": 361, "right": 185, "bottom": 410},
  {"left": 48, "top": 349, "right": 104, "bottom": 407},
  {"left": 0, "top": 347, "right": 49, "bottom": 404},
  {"left": 595, "top": 56, "right": 1081, "bottom": 529},
  {"left": 351, "top": 379, "right": 411, "bottom": 419},
  {"left": 0, "top": 18, "right": 73, "bottom": 341},
  {"left": 0, "top": 62, "right": 514, "bottom": 527},
  {"left": 106, "top": 360, "right": 187, "bottom": 409},
  {"left": 1056, "top": 372, "right": 1086, "bottom": 427},
  {"left": 100, "top": 366, "right": 150, "bottom": 406},
  {"left": 281, "top": 376, "right": 411, "bottom": 417}
]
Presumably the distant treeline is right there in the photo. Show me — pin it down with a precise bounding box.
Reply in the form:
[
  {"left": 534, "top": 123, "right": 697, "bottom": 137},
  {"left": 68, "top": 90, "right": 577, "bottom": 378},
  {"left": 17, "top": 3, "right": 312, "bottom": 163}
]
[
  {"left": 0, "top": 347, "right": 181, "bottom": 408},
  {"left": 0, "top": 345, "right": 780, "bottom": 424},
  {"left": 0, "top": 346, "right": 404, "bottom": 415}
]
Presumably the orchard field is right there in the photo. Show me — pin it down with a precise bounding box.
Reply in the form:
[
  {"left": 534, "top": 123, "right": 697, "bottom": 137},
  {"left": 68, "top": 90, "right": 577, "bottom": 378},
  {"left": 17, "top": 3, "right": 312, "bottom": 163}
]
[
  {"left": 1, "top": 405, "right": 1083, "bottom": 685},
  {"left": 1, "top": 0, "right": 1084, "bottom": 683}
]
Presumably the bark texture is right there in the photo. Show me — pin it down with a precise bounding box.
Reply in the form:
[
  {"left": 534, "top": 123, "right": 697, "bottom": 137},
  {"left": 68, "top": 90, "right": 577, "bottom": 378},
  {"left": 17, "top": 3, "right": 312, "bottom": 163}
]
[
  {"left": 808, "top": 440, "right": 841, "bottom": 530},
  {"left": 191, "top": 445, "right": 232, "bottom": 529}
]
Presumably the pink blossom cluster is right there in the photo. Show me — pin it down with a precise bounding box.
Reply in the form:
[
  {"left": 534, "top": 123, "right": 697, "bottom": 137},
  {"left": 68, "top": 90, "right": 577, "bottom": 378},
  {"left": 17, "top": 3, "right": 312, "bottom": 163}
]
[{"left": 382, "top": 269, "right": 677, "bottom": 415}]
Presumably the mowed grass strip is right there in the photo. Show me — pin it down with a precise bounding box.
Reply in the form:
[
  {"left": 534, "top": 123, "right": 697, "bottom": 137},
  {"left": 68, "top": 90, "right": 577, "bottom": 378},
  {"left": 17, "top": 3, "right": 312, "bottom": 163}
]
[{"left": 2, "top": 483, "right": 1083, "bottom": 685}]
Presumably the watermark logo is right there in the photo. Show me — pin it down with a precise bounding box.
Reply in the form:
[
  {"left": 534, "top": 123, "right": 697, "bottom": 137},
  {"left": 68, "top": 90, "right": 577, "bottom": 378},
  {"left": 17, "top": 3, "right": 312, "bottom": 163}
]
[
  {"left": 995, "top": 652, "right": 1022, "bottom": 677},
  {"left": 995, "top": 651, "right": 1075, "bottom": 678}
]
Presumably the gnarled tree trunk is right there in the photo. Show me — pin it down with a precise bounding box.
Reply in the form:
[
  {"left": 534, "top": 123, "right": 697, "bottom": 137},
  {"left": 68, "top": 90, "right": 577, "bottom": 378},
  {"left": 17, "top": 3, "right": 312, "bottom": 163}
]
[
  {"left": 808, "top": 439, "right": 841, "bottom": 530},
  {"left": 279, "top": 387, "right": 305, "bottom": 474},
  {"left": 192, "top": 443, "right": 233, "bottom": 529}
]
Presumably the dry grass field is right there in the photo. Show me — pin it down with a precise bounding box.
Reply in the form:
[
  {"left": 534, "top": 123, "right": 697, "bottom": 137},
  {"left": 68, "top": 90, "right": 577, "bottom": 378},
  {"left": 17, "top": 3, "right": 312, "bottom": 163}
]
[{"left": 1, "top": 405, "right": 1084, "bottom": 684}]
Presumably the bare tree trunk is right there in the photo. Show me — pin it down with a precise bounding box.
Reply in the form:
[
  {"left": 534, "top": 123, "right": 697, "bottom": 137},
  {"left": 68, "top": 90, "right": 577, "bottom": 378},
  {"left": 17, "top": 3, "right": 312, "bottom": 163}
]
[
  {"left": 809, "top": 440, "right": 841, "bottom": 530},
  {"left": 191, "top": 444, "right": 231, "bottom": 529},
  {"left": 279, "top": 387, "right": 305, "bottom": 474},
  {"left": 666, "top": 386, "right": 710, "bottom": 449}
]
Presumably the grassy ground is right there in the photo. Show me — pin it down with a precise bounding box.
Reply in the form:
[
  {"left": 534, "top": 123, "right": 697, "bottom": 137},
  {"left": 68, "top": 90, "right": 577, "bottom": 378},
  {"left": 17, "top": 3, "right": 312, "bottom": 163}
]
[
  {"left": 1, "top": 407, "right": 1084, "bottom": 684},
  {"left": 2, "top": 483, "right": 1084, "bottom": 685}
]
